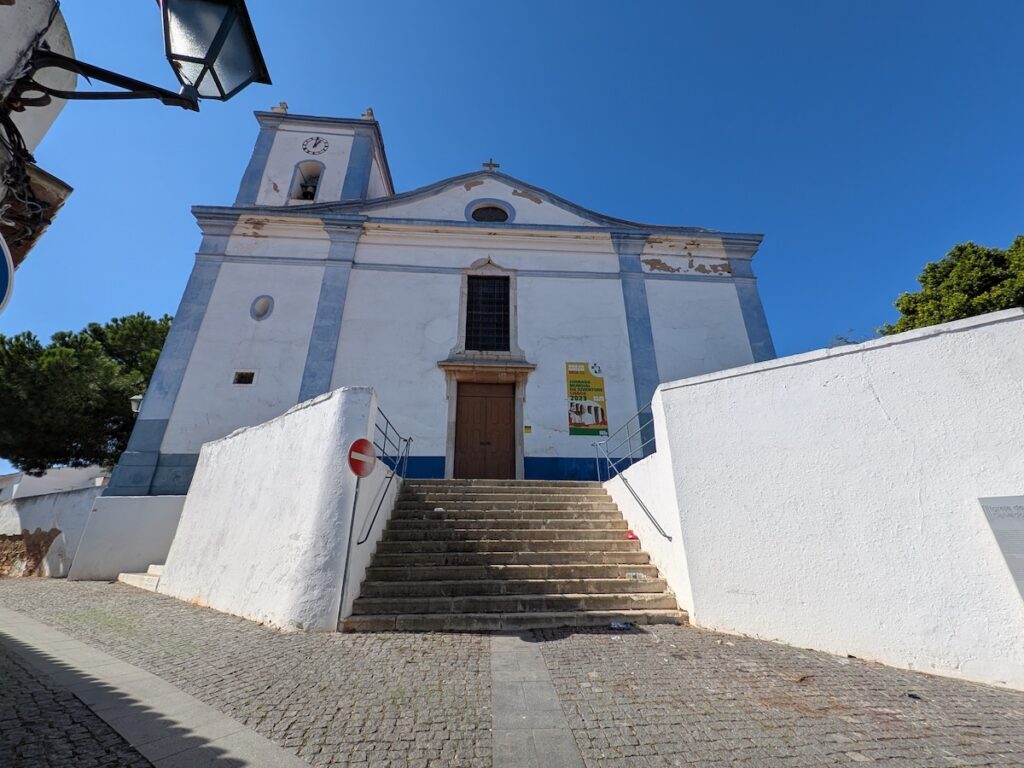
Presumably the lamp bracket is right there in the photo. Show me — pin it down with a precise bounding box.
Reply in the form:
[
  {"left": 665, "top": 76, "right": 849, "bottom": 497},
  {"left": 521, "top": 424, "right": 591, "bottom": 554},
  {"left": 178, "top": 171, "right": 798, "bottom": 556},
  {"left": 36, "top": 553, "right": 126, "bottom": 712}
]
[{"left": 4, "top": 49, "right": 199, "bottom": 112}]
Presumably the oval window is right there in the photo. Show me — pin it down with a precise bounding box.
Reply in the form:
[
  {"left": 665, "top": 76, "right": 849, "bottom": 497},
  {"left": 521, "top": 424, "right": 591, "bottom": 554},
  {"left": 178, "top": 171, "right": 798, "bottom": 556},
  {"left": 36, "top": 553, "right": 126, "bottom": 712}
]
[
  {"left": 250, "top": 295, "right": 274, "bottom": 320},
  {"left": 471, "top": 205, "right": 509, "bottom": 223}
]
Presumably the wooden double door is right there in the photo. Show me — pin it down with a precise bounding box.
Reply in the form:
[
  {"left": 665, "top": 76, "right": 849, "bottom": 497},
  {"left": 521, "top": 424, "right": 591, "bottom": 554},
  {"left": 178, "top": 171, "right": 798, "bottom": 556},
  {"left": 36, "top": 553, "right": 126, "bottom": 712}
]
[{"left": 454, "top": 383, "right": 515, "bottom": 479}]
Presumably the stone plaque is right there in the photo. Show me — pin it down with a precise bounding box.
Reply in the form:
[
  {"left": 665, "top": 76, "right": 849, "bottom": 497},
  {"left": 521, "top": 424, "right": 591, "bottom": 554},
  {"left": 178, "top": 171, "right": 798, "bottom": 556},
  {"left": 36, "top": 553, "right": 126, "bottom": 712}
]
[{"left": 980, "top": 496, "right": 1024, "bottom": 600}]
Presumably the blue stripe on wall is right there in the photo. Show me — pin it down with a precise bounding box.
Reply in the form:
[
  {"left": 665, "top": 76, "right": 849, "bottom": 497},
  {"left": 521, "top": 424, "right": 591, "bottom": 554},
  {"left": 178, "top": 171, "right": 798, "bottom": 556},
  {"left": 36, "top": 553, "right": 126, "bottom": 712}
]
[
  {"left": 297, "top": 227, "right": 360, "bottom": 403},
  {"left": 403, "top": 456, "right": 446, "bottom": 479},
  {"left": 611, "top": 233, "right": 660, "bottom": 412},
  {"left": 234, "top": 123, "right": 276, "bottom": 205},
  {"left": 341, "top": 133, "right": 374, "bottom": 200},
  {"left": 734, "top": 279, "right": 777, "bottom": 362},
  {"left": 107, "top": 259, "right": 221, "bottom": 496},
  {"left": 524, "top": 457, "right": 599, "bottom": 481}
]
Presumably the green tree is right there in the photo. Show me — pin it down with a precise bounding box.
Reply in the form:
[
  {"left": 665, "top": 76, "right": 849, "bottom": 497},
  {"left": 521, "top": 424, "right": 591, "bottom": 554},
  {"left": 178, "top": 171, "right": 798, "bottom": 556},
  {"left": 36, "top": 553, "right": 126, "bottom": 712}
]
[
  {"left": 0, "top": 313, "right": 171, "bottom": 475},
  {"left": 881, "top": 236, "right": 1024, "bottom": 335}
]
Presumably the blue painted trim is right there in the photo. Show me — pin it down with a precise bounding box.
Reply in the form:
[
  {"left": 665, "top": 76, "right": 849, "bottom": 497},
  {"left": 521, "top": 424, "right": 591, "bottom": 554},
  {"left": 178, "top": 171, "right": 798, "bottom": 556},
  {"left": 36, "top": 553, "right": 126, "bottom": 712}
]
[
  {"left": 150, "top": 453, "right": 200, "bottom": 495},
  {"left": 250, "top": 294, "right": 274, "bottom": 321},
  {"left": 464, "top": 198, "right": 516, "bottom": 224},
  {"left": 234, "top": 123, "right": 276, "bottom": 205},
  {"left": 341, "top": 133, "right": 374, "bottom": 201},
  {"left": 612, "top": 234, "right": 661, "bottom": 418},
  {"left": 403, "top": 456, "right": 446, "bottom": 479},
  {"left": 734, "top": 278, "right": 777, "bottom": 362},
  {"left": 297, "top": 227, "right": 359, "bottom": 402},
  {"left": 524, "top": 457, "right": 599, "bottom": 481},
  {"left": 107, "top": 259, "right": 220, "bottom": 496},
  {"left": 287, "top": 159, "right": 326, "bottom": 202}
]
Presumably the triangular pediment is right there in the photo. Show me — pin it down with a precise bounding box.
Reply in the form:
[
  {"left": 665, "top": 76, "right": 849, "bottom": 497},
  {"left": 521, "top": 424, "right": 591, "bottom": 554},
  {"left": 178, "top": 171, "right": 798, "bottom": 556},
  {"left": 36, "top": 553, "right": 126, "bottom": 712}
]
[{"left": 358, "top": 172, "right": 613, "bottom": 228}]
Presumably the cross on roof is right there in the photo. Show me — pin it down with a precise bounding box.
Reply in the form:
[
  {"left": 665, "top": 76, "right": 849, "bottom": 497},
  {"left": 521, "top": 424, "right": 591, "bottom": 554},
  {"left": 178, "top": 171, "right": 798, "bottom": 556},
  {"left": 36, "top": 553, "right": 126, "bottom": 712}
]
[{"left": 482, "top": 158, "right": 500, "bottom": 172}]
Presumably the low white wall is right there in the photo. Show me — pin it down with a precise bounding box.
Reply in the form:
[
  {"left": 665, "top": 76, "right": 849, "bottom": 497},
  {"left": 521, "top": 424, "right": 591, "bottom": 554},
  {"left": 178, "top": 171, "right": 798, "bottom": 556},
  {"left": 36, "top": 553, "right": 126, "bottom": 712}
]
[
  {"left": 158, "top": 387, "right": 376, "bottom": 631},
  {"left": 653, "top": 308, "right": 1024, "bottom": 689},
  {"left": 67, "top": 496, "right": 186, "bottom": 581},
  {"left": 603, "top": 390, "right": 693, "bottom": 612},
  {"left": 0, "top": 486, "right": 104, "bottom": 577}
]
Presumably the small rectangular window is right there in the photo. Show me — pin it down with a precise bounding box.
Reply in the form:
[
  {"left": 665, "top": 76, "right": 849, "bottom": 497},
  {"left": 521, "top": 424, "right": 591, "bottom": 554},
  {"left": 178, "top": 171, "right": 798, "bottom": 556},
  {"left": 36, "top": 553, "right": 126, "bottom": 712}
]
[
  {"left": 465, "top": 276, "right": 510, "bottom": 352},
  {"left": 233, "top": 371, "right": 255, "bottom": 385}
]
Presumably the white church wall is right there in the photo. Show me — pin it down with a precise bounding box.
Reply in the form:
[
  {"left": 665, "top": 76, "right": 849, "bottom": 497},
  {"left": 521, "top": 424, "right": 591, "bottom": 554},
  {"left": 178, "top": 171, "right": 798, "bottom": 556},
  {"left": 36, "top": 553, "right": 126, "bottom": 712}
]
[
  {"left": 333, "top": 269, "right": 460, "bottom": 460},
  {"left": 67, "top": 496, "right": 186, "bottom": 581},
  {"left": 158, "top": 387, "right": 377, "bottom": 631},
  {"left": 646, "top": 279, "right": 755, "bottom": 384},
  {"left": 652, "top": 308, "right": 1024, "bottom": 689},
  {"left": 517, "top": 276, "right": 637, "bottom": 472},
  {"left": 367, "top": 158, "right": 388, "bottom": 200},
  {"left": 256, "top": 125, "right": 355, "bottom": 206},
  {"left": 162, "top": 260, "right": 322, "bottom": 454},
  {"left": 0, "top": 486, "right": 105, "bottom": 577},
  {"left": 368, "top": 177, "right": 601, "bottom": 227}
]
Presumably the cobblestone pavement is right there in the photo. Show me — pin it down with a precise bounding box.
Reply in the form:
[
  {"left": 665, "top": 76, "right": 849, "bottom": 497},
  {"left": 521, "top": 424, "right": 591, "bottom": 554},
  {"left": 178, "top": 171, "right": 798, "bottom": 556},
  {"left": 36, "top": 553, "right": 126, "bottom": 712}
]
[
  {"left": 536, "top": 625, "right": 1024, "bottom": 767},
  {"left": 0, "top": 643, "right": 152, "bottom": 768},
  {"left": 2, "top": 581, "right": 1024, "bottom": 767},
  {"left": 0, "top": 580, "right": 491, "bottom": 767}
]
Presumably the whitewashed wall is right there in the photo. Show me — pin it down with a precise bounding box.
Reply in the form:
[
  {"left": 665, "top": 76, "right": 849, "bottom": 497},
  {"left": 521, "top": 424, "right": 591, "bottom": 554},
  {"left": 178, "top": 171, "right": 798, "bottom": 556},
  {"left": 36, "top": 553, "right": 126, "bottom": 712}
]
[
  {"left": 158, "top": 387, "right": 376, "bottom": 631},
  {"left": 0, "top": 486, "right": 104, "bottom": 577},
  {"left": 162, "top": 258, "right": 324, "bottom": 454},
  {"left": 603, "top": 391, "right": 694, "bottom": 612},
  {"left": 68, "top": 495, "right": 186, "bottom": 581},
  {"left": 647, "top": 309, "right": 1024, "bottom": 689}
]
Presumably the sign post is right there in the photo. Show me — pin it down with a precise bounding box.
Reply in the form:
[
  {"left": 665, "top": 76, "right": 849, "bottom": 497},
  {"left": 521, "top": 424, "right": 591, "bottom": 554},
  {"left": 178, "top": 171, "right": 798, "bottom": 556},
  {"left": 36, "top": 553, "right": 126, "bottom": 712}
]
[{"left": 0, "top": 233, "right": 13, "bottom": 316}]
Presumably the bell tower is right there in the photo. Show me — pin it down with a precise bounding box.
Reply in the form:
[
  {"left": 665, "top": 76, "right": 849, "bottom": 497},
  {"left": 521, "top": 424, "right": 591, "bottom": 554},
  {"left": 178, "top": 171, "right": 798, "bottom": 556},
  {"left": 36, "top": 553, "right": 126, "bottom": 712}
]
[{"left": 233, "top": 107, "right": 393, "bottom": 207}]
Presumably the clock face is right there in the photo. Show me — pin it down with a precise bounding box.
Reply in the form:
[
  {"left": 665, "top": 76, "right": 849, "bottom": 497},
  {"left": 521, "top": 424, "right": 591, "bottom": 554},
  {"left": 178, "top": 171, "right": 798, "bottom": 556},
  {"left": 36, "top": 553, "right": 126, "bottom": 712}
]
[{"left": 302, "top": 136, "right": 329, "bottom": 155}]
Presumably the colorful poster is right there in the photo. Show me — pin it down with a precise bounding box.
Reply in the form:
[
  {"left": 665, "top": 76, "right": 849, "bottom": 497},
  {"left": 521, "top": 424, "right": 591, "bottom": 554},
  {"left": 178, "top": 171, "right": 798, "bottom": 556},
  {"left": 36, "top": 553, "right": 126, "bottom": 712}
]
[{"left": 566, "top": 362, "right": 609, "bottom": 436}]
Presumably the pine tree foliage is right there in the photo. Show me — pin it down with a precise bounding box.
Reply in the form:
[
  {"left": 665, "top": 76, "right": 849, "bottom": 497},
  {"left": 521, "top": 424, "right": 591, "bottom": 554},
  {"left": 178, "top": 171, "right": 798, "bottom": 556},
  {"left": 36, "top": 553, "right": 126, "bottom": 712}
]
[{"left": 0, "top": 313, "right": 171, "bottom": 475}]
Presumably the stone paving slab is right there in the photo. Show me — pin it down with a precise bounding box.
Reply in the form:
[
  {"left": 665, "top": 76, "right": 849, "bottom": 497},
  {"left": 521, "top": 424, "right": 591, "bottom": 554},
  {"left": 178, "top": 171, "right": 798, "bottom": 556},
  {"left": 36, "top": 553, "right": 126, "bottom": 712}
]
[
  {"left": 0, "top": 580, "right": 491, "bottom": 767},
  {"left": 535, "top": 625, "right": 1024, "bottom": 766},
  {"left": 3, "top": 580, "right": 1024, "bottom": 767}
]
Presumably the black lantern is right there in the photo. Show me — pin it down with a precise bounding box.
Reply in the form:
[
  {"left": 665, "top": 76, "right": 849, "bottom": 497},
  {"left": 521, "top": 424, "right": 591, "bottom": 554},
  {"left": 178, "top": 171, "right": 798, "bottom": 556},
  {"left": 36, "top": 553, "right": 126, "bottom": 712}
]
[
  {"left": 2, "top": 0, "right": 270, "bottom": 114},
  {"left": 160, "top": 0, "right": 272, "bottom": 103}
]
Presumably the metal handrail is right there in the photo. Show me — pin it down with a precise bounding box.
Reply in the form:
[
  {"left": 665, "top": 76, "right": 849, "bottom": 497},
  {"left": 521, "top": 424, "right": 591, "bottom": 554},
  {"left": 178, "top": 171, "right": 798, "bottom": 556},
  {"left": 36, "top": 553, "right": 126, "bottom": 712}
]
[
  {"left": 355, "top": 408, "right": 412, "bottom": 546},
  {"left": 593, "top": 406, "right": 672, "bottom": 541}
]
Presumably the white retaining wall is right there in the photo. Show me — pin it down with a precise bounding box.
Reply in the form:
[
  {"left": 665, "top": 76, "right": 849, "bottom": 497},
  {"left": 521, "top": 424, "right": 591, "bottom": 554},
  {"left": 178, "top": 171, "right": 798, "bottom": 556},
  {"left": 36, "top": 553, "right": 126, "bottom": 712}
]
[
  {"left": 67, "top": 496, "right": 186, "bottom": 581},
  {"left": 157, "top": 387, "right": 378, "bottom": 631},
  {"left": 619, "top": 309, "right": 1024, "bottom": 689},
  {"left": 0, "top": 486, "right": 104, "bottom": 577}
]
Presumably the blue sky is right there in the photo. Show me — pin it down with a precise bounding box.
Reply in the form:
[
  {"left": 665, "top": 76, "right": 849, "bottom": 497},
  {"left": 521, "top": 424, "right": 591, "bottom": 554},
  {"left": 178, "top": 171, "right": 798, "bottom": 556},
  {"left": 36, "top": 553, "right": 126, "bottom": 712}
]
[{"left": 1, "top": 1, "right": 1022, "bottom": 472}]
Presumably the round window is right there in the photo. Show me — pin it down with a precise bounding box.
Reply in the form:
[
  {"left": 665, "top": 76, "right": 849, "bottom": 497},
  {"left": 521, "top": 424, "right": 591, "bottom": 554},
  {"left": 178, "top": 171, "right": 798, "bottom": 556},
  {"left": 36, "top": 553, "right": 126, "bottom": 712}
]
[
  {"left": 250, "top": 295, "right": 274, "bottom": 320},
  {"left": 471, "top": 205, "right": 509, "bottom": 223}
]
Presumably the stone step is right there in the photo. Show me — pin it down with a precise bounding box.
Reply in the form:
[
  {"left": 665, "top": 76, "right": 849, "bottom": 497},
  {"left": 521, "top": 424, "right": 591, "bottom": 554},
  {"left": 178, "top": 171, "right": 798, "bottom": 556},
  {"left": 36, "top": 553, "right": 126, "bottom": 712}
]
[
  {"left": 146, "top": 563, "right": 165, "bottom": 576},
  {"left": 366, "top": 563, "right": 661, "bottom": 581},
  {"left": 387, "top": 518, "right": 628, "bottom": 531},
  {"left": 117, "top": 572, "right": 160, "bottom": 592},
  {"left": 396, "top": 500, "right": 619, "bottom": 511},
  {"left": 405, "top": 480, "right": 602, "bottom": 488},
  {"left": 382, "top": 528, "right": 633, "bottom": 542},
  {"left": 400, "top": 491, "right": 611, "bottom": 502},
  {"left": 369, "top": 551, "right": 652, "bottom": 567},
  {"left": 392, "top": 509, "right": 625, "bottom": 522},
  {"left": 375, "top": 539, "right": 641, "bottom": 554},
  {"left": 360, "top": 577, "right": 669, "bottom": 598},
  {"left": 341, "top": 609, "right": 685, "bottom": 632},
  {"left": 352, "top": 592, "right": 679, "bottom": 615}
]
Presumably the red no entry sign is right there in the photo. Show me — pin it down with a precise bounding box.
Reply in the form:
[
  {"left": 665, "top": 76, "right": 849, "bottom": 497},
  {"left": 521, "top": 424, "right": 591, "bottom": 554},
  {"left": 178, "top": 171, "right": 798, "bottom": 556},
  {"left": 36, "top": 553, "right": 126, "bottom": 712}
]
[{"left": 348, "top": 438, "right": 376, "bottom": 477}]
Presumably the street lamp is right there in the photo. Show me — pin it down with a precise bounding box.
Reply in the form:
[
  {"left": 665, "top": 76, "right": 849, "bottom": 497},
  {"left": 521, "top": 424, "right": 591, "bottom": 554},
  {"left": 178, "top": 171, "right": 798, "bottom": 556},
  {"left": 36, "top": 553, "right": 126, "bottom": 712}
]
[
  {"left": 129, "top": 394, "right": 144, "bottom": 415},
  {"left": 160, "top": 0, "right": 272, "bottom": 105},
  {"left": 4, "top": 0, "right": 271, "bottom": 114}
]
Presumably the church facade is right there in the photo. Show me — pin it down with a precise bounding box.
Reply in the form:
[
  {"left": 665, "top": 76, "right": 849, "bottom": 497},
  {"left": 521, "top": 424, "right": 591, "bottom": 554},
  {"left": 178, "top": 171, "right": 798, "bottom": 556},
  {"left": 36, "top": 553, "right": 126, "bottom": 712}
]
[{"left": 108, "top": 110, "right": 774, "bottom": 495}]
